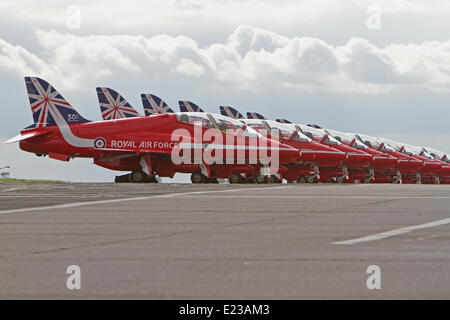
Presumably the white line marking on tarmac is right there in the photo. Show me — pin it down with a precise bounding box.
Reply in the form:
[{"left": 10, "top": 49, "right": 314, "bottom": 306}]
[
  {"left": 0, "top": 186, "right": 290, "bottom": 215},
  {"left": 188, "top": 195, "right": 450, "bottom": 199},
  {"left": 333, "top": 218, "right": 450, "bottom": 245},
  {"left": 2, "top": 188, "right": 20, "bottom": 192}
]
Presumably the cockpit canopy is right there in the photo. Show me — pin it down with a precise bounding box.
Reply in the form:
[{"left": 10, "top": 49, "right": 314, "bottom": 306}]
[
  {"left": 356, "top": 134, "right": 395, "bottom": 153},
  {"left": 422, "top": 146, "right": 448, "bottom": 161},
  {"left": 265, "top": 120, "right": 312, "bottom": 142},
  {"left": 326, "top": 129, "right": 368, "bottom": 150},
  {"left": 176, "top": 112, "right": 259, "bottom": 137},
  {"left": 241, "top": 119, "right": 312, "bottom": 142},
  {"left": 403, "top": 143, "right": 433, "bottom": 158},
  {"left": 298, "top": 125, "right": 341, "bottom": 145}
]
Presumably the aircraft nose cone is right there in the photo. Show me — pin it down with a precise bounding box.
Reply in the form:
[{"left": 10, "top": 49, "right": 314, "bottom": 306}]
[
  {"left": 309, "top": 143, "right": 347, "bottom": 162},
  {"left": 278, "top": 143, "right": 301, "bottom": 162},
  {"left": 422, "top": 161, "right": 442, "bottom": 170},
  {"left": 346, "top": 153, "right": 372, "bottom": 162},
  {"left": 373, "top": 156, "right": 399, "bottom": 167}
]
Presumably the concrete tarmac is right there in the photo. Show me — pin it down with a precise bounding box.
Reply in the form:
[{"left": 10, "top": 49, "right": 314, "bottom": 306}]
[{"left": 0, "top": 182, "right": 449, "bottom": 299}]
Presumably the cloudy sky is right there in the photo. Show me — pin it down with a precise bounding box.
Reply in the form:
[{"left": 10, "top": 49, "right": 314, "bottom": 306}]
[{"left": 1, "top": 0, "right": 450, "bottom": 182}]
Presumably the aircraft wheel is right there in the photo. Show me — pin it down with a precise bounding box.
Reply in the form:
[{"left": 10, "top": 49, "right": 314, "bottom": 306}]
[
  {"left": 336, "top": 176, "right": 345, "bottom": 184},
  {"left": 307, "top": 175, "right": 318, "bottom": 183},
  {"left": 255, "top": 175, "right": 266, "bottom": 184},
  {"left": 228, "top": 173, "right": 241, "bottom": 184},
  {"left": 297, "top": 176, "right": 307, "bottom": 184},
  {"left": 131, "top": 170, "right": 145, "bottom": 183},
  {"left": 191, "top": 172, "right": 205, "bottom": 184}
]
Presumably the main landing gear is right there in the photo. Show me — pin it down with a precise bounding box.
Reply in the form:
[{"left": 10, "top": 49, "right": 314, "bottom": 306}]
[
  {"left": 190, "top": 172, "right": 277, "bottom": 184},
  {"left": 190, "top": 172, "right": 219, "bottom": 184},
  {"left": 114, "top": 170, "right": 158, "bottom": 183}
]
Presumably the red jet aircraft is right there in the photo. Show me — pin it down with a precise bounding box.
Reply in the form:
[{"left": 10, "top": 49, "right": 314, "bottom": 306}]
[
  {"left": 6, "top": 77, "right": 300, "bottom": 184},
  {"left": 220, "top": 106, "right": 351, "bottom": 183}
]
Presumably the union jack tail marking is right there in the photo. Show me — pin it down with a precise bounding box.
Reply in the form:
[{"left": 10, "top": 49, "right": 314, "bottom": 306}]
[
  {"left": 276, "top": 119, "right": 292, "bottom": 124},
  {"left": 141, "top": 94, "right": 174, "bottom": 116},
  {"left": 219, "top": 106, "right": 244, "bottom": 119},
  {"left": 246, "top": 112, "right": 267, "bottom": 120},
  {"left": 178, "top": 100, "right": 204, "bottom": 112},
  {"left": 97, "top": 87, "right": 139, "bottom": 120},
  {"left": 25, "top": 77, "right": 89, "bottom": 127}
]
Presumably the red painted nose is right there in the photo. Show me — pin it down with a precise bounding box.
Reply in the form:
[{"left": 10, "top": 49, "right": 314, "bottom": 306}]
[
  {"left": 397, "top": 158, "right": 423, "bottom": 169},
  {"left": 372, "top": 156, "right": 399, "bottom": 168},
  {"left": 420, "top": 161, "right": 443, "bottom": 172},
  {"left": 332, "top": 144, "right": 372, "bottom": 165},
  {"left": 439, "top": 165, "right": 450, "bottom": 175},
  {"left": 345, "top": 152, "right": 373, "bottom": 163},
  {"left": 278, "top": 142, "right": 301, "bottom": 163},
  {"left": 299, "top": 142, "right": 347, "bottom": 162}
]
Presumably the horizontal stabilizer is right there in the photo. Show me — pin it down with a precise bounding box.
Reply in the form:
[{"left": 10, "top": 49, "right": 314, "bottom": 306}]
[{"left": 5, "top": 130, "right": 50, "bottom": 144}]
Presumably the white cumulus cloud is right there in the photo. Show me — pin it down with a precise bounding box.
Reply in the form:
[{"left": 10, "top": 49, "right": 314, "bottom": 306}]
[{"left": 1, "top": 25, "right": 450, "bottom": 93}]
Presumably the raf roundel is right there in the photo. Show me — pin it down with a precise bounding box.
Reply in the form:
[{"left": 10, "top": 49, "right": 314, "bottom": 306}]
[{"left": 94, "top": 137, "right": 106, "bottom": 149}]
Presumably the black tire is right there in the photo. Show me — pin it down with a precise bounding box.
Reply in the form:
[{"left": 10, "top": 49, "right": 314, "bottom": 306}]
[
  {"left": 228, "top": 173, "right": 241, "bottom": 184},
  {"left": 131, "top": 170, "right": 145, "bottom": 183},
  {"left": 191, "top": 172, "right": 204, "bottom": 183},
  {"left": 255, "top": 175, "right": 266, "bottom": 184}
]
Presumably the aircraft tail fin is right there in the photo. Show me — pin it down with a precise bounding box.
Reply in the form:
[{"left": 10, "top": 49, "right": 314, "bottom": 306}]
[
  {"left": 97, "top": 87, "right": 139, "bottom": 120},
  {"left": 141, "top": 94, "right": 174, "bottom": 116},
  {"left": 25, "top": 76, "right": 89, "bottom": 128},
  {"left": 178, "top": 100, "right": 204, "bottom": 112},
  {"left": 246, "top": 112, "right": 266, "bottom": 120},
  {"left": 276, "top": 119, "right": 292, "bottom": 124},
  {"left": 220, "top": 106, "right": 244, "bottom": 119}
]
